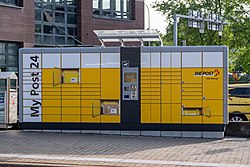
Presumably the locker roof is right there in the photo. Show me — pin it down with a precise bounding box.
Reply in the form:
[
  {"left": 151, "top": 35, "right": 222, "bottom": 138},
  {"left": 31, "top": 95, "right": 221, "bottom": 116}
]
[{"left": 94, "top": 29, "right": 162, "bottom": 47}]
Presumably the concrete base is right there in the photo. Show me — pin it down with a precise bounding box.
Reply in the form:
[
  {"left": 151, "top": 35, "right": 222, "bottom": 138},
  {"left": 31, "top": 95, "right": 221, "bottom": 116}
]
[
  {"left": 43, "top": 130, "right": 62, "bottom": 133},
  {"left": 161, "top": 131, "right": 181, "bottom": 137},
  {"left": 121, "top": 131, "right": 140, "bottom": 136},
  {"left": 202, "top": 132, "right": 224, "bottom": 139},
  {"left": 62, "top": 130, "right": 81, "bottom": 134},
  {"left": 23, "top": 129, "right": 42, "bottom": 132},
  {"left": 81, "top": 130, "right": 101, "bottom": 134},
  {"left": 141, "top": 131, "right": 161, "bottom": 137},
  {"left": 182, "top": 131, "right": 202, "bottom": 138},
  {"left": 101, "top": 130, "right": 121, "bottom": 135},
  {"left": 20, "top": 129, "right": 225, "bottom": 139}
]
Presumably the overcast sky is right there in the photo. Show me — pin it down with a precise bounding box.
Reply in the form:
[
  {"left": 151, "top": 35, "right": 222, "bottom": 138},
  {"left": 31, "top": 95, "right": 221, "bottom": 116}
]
[{"left": 144, "top": 0, "right": 166, "bottom": 33}]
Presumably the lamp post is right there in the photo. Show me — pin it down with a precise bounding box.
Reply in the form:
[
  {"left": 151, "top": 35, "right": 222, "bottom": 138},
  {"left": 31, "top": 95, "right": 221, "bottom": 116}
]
[{"left": 144, "top": 3, "right": 150, "bottom": 30}]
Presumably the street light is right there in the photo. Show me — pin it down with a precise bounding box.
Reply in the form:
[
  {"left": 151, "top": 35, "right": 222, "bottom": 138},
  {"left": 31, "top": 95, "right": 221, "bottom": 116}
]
[{"left": 144, "top": 3, "right": 150, "bottom": 30}]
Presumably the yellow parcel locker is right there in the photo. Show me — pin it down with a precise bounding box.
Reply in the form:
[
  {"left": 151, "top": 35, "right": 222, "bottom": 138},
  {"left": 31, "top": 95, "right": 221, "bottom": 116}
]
[{"left": 101, "top": 69, "right": 120, "bottom": 99}]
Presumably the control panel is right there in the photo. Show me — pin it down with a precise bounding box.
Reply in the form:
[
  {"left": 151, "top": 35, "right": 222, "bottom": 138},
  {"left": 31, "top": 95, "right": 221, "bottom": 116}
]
[{"left": 123, "top": 67, "right": 139, "bottom": 100}]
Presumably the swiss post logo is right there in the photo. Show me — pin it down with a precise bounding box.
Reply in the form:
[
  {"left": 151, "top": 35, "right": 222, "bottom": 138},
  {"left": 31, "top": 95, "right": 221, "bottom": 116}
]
[{"left": 194, "top": 69, "right": 220, "bottom": 76}]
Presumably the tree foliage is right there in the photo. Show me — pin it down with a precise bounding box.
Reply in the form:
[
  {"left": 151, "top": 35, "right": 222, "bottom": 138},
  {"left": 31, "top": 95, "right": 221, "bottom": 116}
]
[{"left": 153, "top": 0, "right": 250, "bottom": 73}]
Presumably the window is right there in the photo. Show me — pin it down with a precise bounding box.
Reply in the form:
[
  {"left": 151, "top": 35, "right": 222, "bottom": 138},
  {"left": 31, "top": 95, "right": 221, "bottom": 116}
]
[
  {"left": 35, "top": 0, "right": 77, "bottom": 45},
  {"left": 93, "top": 0, "right": 133, "bottom": 20},
  {"left": 229, "top": 88, "right": 247, "bottom": 96},
  {"left": 0, "top": 42, "right": 19, "bottom": 73},
  {"left": 0, "top": 0, "right": 22, "bottom": 6}
]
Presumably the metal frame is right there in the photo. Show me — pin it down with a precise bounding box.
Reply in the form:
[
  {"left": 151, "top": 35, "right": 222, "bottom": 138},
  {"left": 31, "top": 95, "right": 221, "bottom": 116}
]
[{"left": 94, "top": 29, "right": 163, "bottom": 47}]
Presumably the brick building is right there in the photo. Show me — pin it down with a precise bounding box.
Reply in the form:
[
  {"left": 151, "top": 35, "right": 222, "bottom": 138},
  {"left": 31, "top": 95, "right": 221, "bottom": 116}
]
[{"left": 0, "top": 0, "right": 144, "bottom": 73}]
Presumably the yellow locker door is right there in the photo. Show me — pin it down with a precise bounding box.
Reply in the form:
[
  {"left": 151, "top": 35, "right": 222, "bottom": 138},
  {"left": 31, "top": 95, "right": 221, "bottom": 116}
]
[
  {"left": 101, "top": 69, "right": 120, "bottom": 99},
  {"left": 203, "top": 99, "right": 224, "bottom": 124},
  {"left": 203, "top": 68, "right": 224, "bottom": 100},
  {"left": 141, "top": 103, "right": 150, "bottom": 123}
]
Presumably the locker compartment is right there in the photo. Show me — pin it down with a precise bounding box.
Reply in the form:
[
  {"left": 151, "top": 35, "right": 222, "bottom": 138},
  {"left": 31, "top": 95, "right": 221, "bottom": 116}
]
[
  {"left": 141, "top": 79, "right": 151, "bottom": 84},
  {"left": 81, "top": 95, "right": 101, "bottom": 99},
  {"left": 42, "top": 95, "right": 61, "bottom": 100},
  {"left": 62, "top": 108, "right": 80, "bottom": 115},
  {"left": 42, "top": 91, "right": 61, "bottom": 96},
  {"left": 182, "top": 116, "right": 202, "bottom": 124},
  {"left": 81, "top": 83, "right": 100, "bottom": 88},
  {"left": 101, "top": 115, "right": 120, "bottom": 123},
  {"left": 161, "top": 84, "right": 171, "bottom": 103},
  {"left": 141, "top": 91, "right": 151, "bottom": 96},
  {"left": 172, "top": 104, "right": 182, "bottom": 123},
  {"left": 62, "top": 69, "right": 79, "bottom": 83},
  {"left": 151, "top": 83, "right": 161, "bottom": 88},
  {"left": 151, "top": 92, "right": 161, "bottom": 96},
  {"left": 150, "top": 96, "right": 161, "bottom": 100},
  {"left": 101, "top": 69, "right": 120, "bottom": 99},
  {"left": 151, "top": 68, "right": 161, "bottom": 72},
  {"left": 42, "top": 107, "right": 61, "bottom": 115},
  {"left": 182, "top": 87, "right": 202, "bottom": 92},
  {"left": 172, "top": 79, "right": 182, "bottom": 84},
  {"left": 42, "top": 68, "right": 61, "bottom": 84},
  {"left": 203, "top": 68, "right": 223, "bottom": 99},
  {"left": 151, "top": 99, "right": 161, "bottom": 103},
  {"left": 151, "top": 104, "right": 161, "bottom": 123},
  {"left": 82, "top": 107, "right": 100, "bottom": 116},
  {"left": 182, "top": 96, "right": 203, "bottom": 100},
  {"left": 62, "top": 115, "right": 81, "bottom": 122},
  {"left": 203, "top": 100, "right": 223, "bottom": 116},
  {"left": 182, "top": 91, "right": 202, "bottom": 96},
  {"left": 81, "top": 92, "right": 100, "bottom": 96},
  {"left": 161, "top": 104, "right": 171, "bottom": 123},
  {"left": 101, "top": 101, "right": 119, "bottom": 115},
  {"left": 141, "top": 95, "right": 151, "bottom": 100},
  {"left": 141, "top": 104, "right": 150, "bottom": 123},
  {"left": 182, "top": 68, "right": 202, "bottom": 83},
  {"left": 62, "top": 99, "right": 80, "bottom": 107},
  {"left": 82, "top": 100, "right": 100, "bottom": 108},
  {"left": 182, "top": 108, "right": 202, "bottom": 115},
  {"left": 81, "top": 87, "right": 101, "bottom": 92},
  {"left": 172, "top": 84, "right": 181, "bottom": 103},
  {"left": 203, "top": 116, "right": 223, "bottom": 124},
  {"left": 182, "top": 100, "right": 202, "bottom": 108},
  {"left": 141, "top": 99, "right": 151, "bottom": 104},
  {"left": 151, "top": 79, "right": 161, "bottom": 84},
  {"left": 42, "top": 115, "right": 61, "bottom": 122},
  {"left": 81, "top": 68, "right": 100, "bottom": 83},
  {"left": 81, "top": 115, "right": 100, "bottom": 123},
  {"left": 43, "top": 99, "right": 61, "bottom": 107}
]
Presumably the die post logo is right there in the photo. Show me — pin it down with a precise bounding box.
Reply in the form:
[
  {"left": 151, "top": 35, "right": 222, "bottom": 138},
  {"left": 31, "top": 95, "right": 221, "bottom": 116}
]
[{"left": 194, "top": 69, "right": 220, "bottom": 77}]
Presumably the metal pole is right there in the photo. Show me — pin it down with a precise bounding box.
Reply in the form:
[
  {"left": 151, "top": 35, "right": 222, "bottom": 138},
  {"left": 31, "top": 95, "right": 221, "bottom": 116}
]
[
  {"left": 144, "top": 3, "right": 150, "bottom": 30},
  {"left": 173, "top": 14, "right": 178, "bottom": 46}
]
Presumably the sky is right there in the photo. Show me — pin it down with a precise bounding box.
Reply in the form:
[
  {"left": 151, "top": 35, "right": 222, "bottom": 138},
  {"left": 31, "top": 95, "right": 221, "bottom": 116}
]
[{"left": 144, "top": 0, "right": 166, "bottom": 34}]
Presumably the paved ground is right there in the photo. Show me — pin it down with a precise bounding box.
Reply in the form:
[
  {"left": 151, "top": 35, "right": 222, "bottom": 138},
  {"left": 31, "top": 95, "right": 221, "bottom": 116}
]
[{"left": 0, "top": 130, "right": 249, "bottom": 167}]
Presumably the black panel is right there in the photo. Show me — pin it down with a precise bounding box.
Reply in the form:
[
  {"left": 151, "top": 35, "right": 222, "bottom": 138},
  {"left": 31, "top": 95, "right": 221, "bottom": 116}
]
[
  {"left": 120, "top": 47, "right": 141, "bottom": 124},
  {"left": 20, "top": 123, "right": 226, "bottom": 132}
]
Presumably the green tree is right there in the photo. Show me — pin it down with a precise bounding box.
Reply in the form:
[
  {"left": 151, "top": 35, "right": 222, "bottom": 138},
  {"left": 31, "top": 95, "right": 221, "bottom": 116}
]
[{"left": 153, "top": 0, "right": 250, "bottom": 73}]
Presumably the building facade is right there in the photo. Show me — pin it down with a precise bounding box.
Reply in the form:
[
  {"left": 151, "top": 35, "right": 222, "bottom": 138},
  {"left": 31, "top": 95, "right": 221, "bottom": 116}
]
[{"left": 0, "top": 0, "right": 144, "bottom": 73}]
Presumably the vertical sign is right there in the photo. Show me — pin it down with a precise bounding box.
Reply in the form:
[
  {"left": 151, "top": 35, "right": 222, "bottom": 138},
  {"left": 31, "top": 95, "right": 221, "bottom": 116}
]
[{"left": 22, "top": 54, "right": 42, "bottom": 122}]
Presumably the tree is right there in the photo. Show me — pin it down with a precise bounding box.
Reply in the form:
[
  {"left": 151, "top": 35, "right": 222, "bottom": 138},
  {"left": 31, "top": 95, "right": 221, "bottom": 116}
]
[{"left": 153, "top": 0, "right": 250, "bottom": 74}]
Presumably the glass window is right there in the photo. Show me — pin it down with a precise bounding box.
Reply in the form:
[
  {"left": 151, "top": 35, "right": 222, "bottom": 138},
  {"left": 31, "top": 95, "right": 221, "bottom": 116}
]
[
  {"left": 0, "top": 54, "right": 6, "bottom": 65},
  {"left": 67, "top": 27, "right": 77, "bottom": 36},
  {"left": 0, "top": 44, "right": 5, "bottom": 54},
  {"left": 55, "top": 12, "right": 65, "bottom": 23},
  {"left": 93, "top": 0, "right": 133, "bottom": 20},
  {"left": 67, "top": 13, "right": 76, "bottom": 24},
  {"left": 55, "top": 36, "right": 65, "bottom": 44},
  {"left": 8, "top": 43, "right": 18, "bottom": 54},
  {"left": 229, "top": 88, "right": 246, "bottom": 96},
  {"left": 35, "top": 24, "right": 42, "bottom": 33},
  {"left": 0, "top": 0, "right": 22, "bottom": 6},
  {"left": 35, "top": 0, "right": 77, "bottom": 45},
  {"left": 44, "top": 35, "right": 53, "bottom": 44},
  {"left": 0, "top": 42, "right": 19, "bottom": 73},
  {"left": 8, "top": 67, "right": 18, "bottom": 72},
  {"left": 44, "top": 25, "right": 53, "bottom": 34},
  {"left": 35, "top": 9, "right": 42, "bottom": 21},
  {"left": 8, "top": 55, "right": 18, "bottom": 65}
]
